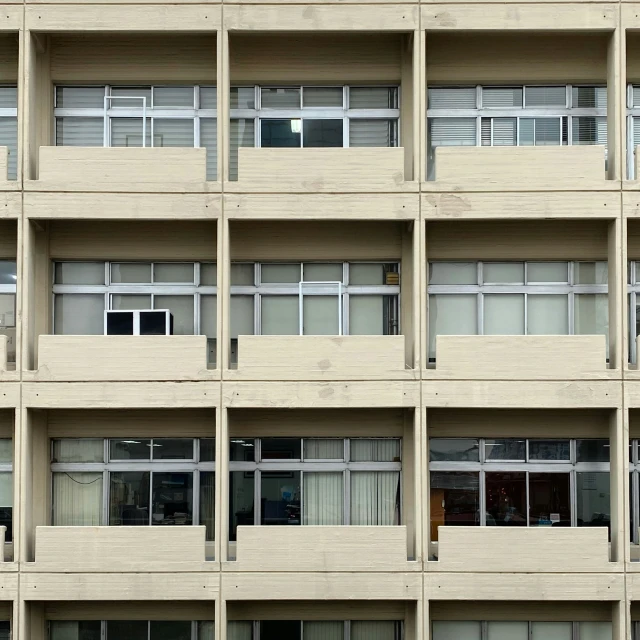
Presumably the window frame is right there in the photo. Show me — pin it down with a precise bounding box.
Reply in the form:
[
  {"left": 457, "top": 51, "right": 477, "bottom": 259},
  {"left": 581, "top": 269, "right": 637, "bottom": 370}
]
[
  {"left": 49, "top": 620, "right": 212, "bottom": 640},
  {"left": 230, "top": 619, "right": 404, "bottom": 640},
  {"left": 432, "top": 620, "right": 610, "bottom": 640},
  {"left": 0, "top": 438, "right": 13, "bottom": 543}
]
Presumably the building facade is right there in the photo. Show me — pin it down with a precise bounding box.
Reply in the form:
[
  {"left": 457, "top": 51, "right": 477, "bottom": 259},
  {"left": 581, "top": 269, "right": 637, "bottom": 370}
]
[{"left": 0, "top": 1, "right": 635, "bottom": 639}]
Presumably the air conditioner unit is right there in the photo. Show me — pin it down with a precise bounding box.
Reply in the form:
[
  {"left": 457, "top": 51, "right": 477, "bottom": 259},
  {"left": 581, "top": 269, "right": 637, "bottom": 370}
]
[{"left": 105, "top": 309, "right": 173, "bottom": 336}]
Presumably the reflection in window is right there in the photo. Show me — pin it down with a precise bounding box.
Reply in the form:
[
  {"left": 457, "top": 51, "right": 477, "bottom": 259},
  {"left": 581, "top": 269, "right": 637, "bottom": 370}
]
[
  {"left": 228, "top": 620, "right": 402, "bottom": 640},
  {"left": 50, "top": 621, "right": 214, "bottom": 640},
  {"left": 432, "top": 620, "right": 611, "bottom": 640}
]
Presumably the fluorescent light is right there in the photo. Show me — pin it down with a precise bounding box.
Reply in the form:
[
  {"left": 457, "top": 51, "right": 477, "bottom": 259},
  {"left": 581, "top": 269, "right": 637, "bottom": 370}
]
[{"left": 121, "top": 440, "right": 140, "bottom": 444}]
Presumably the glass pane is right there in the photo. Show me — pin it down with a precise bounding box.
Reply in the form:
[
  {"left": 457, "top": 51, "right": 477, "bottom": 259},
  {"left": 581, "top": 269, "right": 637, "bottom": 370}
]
[
  {"left": 261, "top": 621, "right": 300, "bottom": 640},
  {"left": 483, "top": 262, "right": 524, "bottom": 283},
  {"left": 304, "top": 622, "right": 344, "bottom": 640},
  {"left": 575, "top": 294, "right": 608, "bottom": 336},
  {"left": 110, "top": 438, "right": 151, "bottom": 460},
  {"left": 53, "top": 472, "right": 102, "bottom": 526},
  {"left": 429, "top": 118, "right": 477, "bottom": 147},
  {"left": 199, "top": 87, "right": 217, "bottom": 109},
  {"left": 304, "top": 263, "right": 342, "bottom": 282},
  {"left": 350, "top": 87, "right": 396, "bottom": 109},
  {"left": 50, "top": 621, "right": 102, "bottom": 640},
  {"left": 110, "top": 86, "right": 152, "bottom": 103},
  {"left": 531, "top": 622, "right": 572, "bottom": 640},
  {"left": 111, "top": 263, "right": 151, "bottom": 283},
  {"left": 349, "top": 263, "right": 385, "bottom": 285},
  {"left": 487, "top": 622, "right": 528, "bottom": 640},
  {"left": 228, "top": 622, "right": 253, "bottom": 640},
  {"left": 0, "top": 440, "right": 11, "bottom": 464},
  {"left": 153, "top": 119, "right": 194, "bottom": 148},
  {"left": 303, "top": 296, "right": 338, "bottom": 335},
  {"left": 107, "top": 622, "right": 149, "bottom": 640},
  {"left": 261, "top": 88, "right": 300, "bottom": 108},
  {"left": 432, "top": 622, "right": 481, "bottom": 640},
  {"left": 579, "top": 622, "right": 612, "bottom": 640},
  {"left": 154, "top": 263, "right": 194, "bottom": 283},
  {"left": 485, "top": 439, "right": 525, "bottom": 461},
  {"left": 231, "top": 87, "right": 256, "bottom": 109},
  {"left": 0, "top": 261, "right": 15, "bottom": 286},
  {"left": 428, "top": 87, "right": 477, "bottom": 109},
  {"left": 109, "top": 471, "right": 150, "bottom": 525},
  {"left": 154, "top": 295, "right": 194, "bottom": 335},
  {"left": 304, "top": 439, "right": 343, "bottom": 460},
  {"left": 577, "top": 472, "right": 610, "bottom": 528},
  {"left": 527, "top": 262, "right": 568, "bottom": 282},
  {"left": 261, "top": 263, "right": 300, "bottom": 283},
  {"left": 573, "top": 86, "right": 607, "bottom": 108},
  {"left": 53, "top": 439, "right": 103, "bottom": 463},
  {"left": 528, "top": 440, "right": 570, "bottom": 461},
  {"left": 111, "top": 294, "right": 151, "bottom": 311},
  {"left": 200, "top": 295, "right": 217, "bottom": 358},
  {"left": 525, "top": 85, "right": 566, "bottom": 107},
  {"left": 350, "top": 439, "right": 400, "bottom": 461},
  {"left": 154, "top": 86, "right": 194, "bottom": 108},
  {"left": 199, "top": 438, "right": 215, "bottom": 462},
  {"left": 152, "top": 472, "right": 193, "bottom": 526},
  {"left": 55, "top": 262, "right": 104, "bottom": 285},
  {"left": 483, "top": 87, "right": 523, "bottom": 107},
  {"left": 576, "top": 261, "right": 608, "bottom": 284},
  {"left": 529, "top": 472, "right": 571, "bottom": 526},
  {"left": 430, "top": 262, "right": 477, "bottom": 285},
  {"left": 0, "top": 473, "right": 12, "bottom": 507},
  {"left": 428, "top": 294, "right": 477, "bottom": 357},
  {"left": 430, "top": 471, "right": 479, "bottom": 541},
  {"left": 199, "top": 471, "right": 215, "bottom": 542},
  {"left": 262, "top": 438, "right": 301, "bottom": 460},
  {"left": 303, "top": 472, "right": 344, "bottom": 524},
  {"left": 577, "top": 439, "right": 610, "bottom": 462},
  {"left": 230, "top": 439, "right": 255, "bottom": 462},
  {"left": 303, "top": 119, "right": 343, "bottom": 147},
  {"left": 349, "top": 295, "right": 385, "bottom": 335},
  {"left": 429, "top": 438, "right": 479, "bottom": 462},
  {"left": 229, "top": 118, "right": 255, "bottom": 181},
  {"left": 261, "top": 471, "right": 301, "bottom": 525},
  {"left": 110, "top": 118, "right": 151, "bottom": 147},
  {"left": 303, "top": 87, "right": 343, "bottom": 107},
  {"left": 230, "top": 296, "right": 254, "bottom": 339},
  {"left": 231, "top": 263, "right": 254, "bottom": 285},
  {"left": 261, "top": 119, "right": 301, "bottom": 147},
  {"left": 261, "top": 296, "right": 299, "bottom": 335},
  {"left": 573, "top": 116, "right": 607, "bottom": 145},
  {"left": 351, "top": 622, "right": 396, "bottom": 640},
  {"left": 54, "top": 294, "right": 104, "bottom": 335},
  {"left": 484, "top": 294, "right": 524, "bottom": 334},
  {"left": 56, "top": 118, "right": 104, "bottom": 146},
  {"left": 56, "top": 86, "right": 104, "bottom": 108},
  {"left": 527, "top": 295, "right": 569, "bottom": 335},
  {"left": 350, "top": 471, "right": 400, "bottom": 525},
  {"left": 349, "top": 119, "right": 394, "bottom": 147},
  {"left": 229, "top": 470, "right": 254, "bottom": 541},
  {"left": 201, "top": 263, "right": 217, "bottom": 286},
  {"left": 486, "top": 472, "right": 527, "bottom": 526},
  {"left": 152, "top": 438, "right": 193, "bottom": 460},
  {"left": 150, "top": 621, "right": 192, "bottom": 640},
  {"left": 0, "top": 294, "right": 13, "bottom": 329}
]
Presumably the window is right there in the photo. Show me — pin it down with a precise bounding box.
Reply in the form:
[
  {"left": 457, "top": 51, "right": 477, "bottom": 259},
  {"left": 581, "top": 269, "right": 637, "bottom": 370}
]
[
  {"left": 432, "top": 621, "right": 611, "bottom": 640},
  {"left": 50, "top": 620, "right": 214, "bottom": 640},
  {"left": 626, "top": 85, "right": 640, "bottom": 178},
  {"left": 52, "top": 261, "right": 217, "bottom": 364},
  {"left": 51, "top": 437, "right": 215, "bottom": 541},
  {"left": 427, "top": 84, "right": 607, "bottom": 179},
  {"left": 54, "top": 85, "right": 217, "bottom": 180},
  {"left": 230, "top": 261, "right": 399, "bottom": 363},
  {"left": 0, "top": 260, "right": 16, "bottom": 364},
  {"left": 626, "top": 261, "right": 640, "bottom": 364},
  {"left": 229, "top": 437, "right": 401, "bottom": 541},
  {"left": 229, "top": 86, "right": 399, "bottom": 180},
  {"left": 0, "top": 87, "right": 17, "bottom": 181},
  {"left": 228, "top": 620, "right": 403, "bottom": 640},
  {"left": 625, "top": 439, "right": 640, "bottom": 545},
  {"left": 429, "top": 437, "right": 610, "bottom": 542},
  {"left": 0, "top": 439, "right": 12, "bottom": 543},
  {"left": 428, "top": 261, "right": 608, "bottom": 361}
]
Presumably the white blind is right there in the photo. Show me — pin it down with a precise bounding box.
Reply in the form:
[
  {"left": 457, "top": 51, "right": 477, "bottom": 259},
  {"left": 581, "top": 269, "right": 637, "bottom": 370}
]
[
  {"left": 573, "top": 86, "right": 607, "bottom": 108},
  {"left": 200, "top": 118, "right": 217, "bottom": 180},
  {"left": 200, "top": 87, "right": 217, "bottom": 109},
  {"left": 430, "top": 118, "right": 476, "bottom": 146},
  {"left": 304, "top": 87, "right": 343, "bottom": 108},
  {"left": 482, "top": 87, "right": 523, "bottom": 107},
  {"left": 52, "top": 472, "right": 103, "bottom": 525},
  {"left": 0, "top": 117, "right": 17, "bottom": 179},
  {"left": 351, "top": 439, "right": 399, "bottom": 462},
  {"left": 56, "top": 117, "right": 103, "bottom": 147},
  {"left": 573, "top": 117, "right": 607, "bottom": 145},
  {"left": 349, "top": 87, "right": 394, "bottom": 109},
  {"left": 153, "top": 118, "right": 194, "bottom": 147},
  {"left": 481, "top": 118, "right": 516, "bottom": 146},
  {"left": 0, "top": 87, "right": 16, "bottom": 110},
  {"left": 153, "top": 86, "right": 194, "bottom": 108},
  {"left": 56, "top": 86, "right": 104, "bottom": 108},
  {"left": 525, "top": 85, "right": 566, "bottom": 107},
  {"left": 230, "top": 119, "right": 255, "bottom": 181},
  {"left": 349, "top": 120, "right": 392, "bottom": 147},
  {"left": 53, "top": 439, "right": 103, "bottom": 463},
  {"left": 428, "top": 87, "right": 476, "bottom": 109},
  {"left": 110, "top": 118, "right": 151, "bottom": 147},
  {"left": 304, "top": 439, "right": 343, "bottom": 459}
]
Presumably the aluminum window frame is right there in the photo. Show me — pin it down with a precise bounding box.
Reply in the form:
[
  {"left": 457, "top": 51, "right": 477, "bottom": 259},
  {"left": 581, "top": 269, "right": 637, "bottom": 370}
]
[
  {"left": 49, "top": 620, "right": 212, "bottom": 640},
  {"left": 0, "top": 260, "right": 17, "bottom": 330},
  {"left": 0, "top": 438, "right": 13, "bottom": 543},
  {"left": 625, "top": 83, "right": 640, "bottom": 178},
  {"left": 427, "top": 260, "right": 608, "bottom": 362},
  {"left": 429, "top": 437, "right": 610, "bottom": 530},
  {"left": 628, "top": 438, "right": 640, "bottom": 545},
  {"left": 50, "top": 437, "right": 215, "bottom": 535},
  {"left": 230, "top": 85, "right": 401, "bottom": 149},
  {"left": 627, "top": 260, "right": 640, "bottom": 364},
  {"left": 230, "top": 620, "right": 404, "bottom": 640},
  {"left": 230, "top": 261, "right": 401, "bottom": 337},
  {"left": 432, "top": 620, "right": 609, "bottom": 640},
  {"left": 229, "top": 437, "right": 402, "bottom": 534}
]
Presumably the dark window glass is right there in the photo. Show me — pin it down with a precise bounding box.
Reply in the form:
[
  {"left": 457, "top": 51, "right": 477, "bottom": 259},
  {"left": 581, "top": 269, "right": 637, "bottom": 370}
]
[
  {"left": 200, "top": 438, "right": 215, "bottom": 462},
  {"left": 106, "top": 312, "right": 133, "bottom": 335},
  {"left": 150, "top": 621, "right": 192, "bottom": 640},
  {"left": 528, "top": 440, "right": 570, "bottom": 461},
  {"left": 261, "top": 471, "right": 301, "bottom": 525},
  {"left": 260, "top": 621, "right": 301, "bottom": 640},
  {"left": 200, "top": 471, "right": 215, "bottom": 541},
  {"left": 261, "top": 438, "right": 301, "bottom": 460},
  {"left": 140, "top": 310, "right": 170, "bottom": 335},
  {"left": 110, "top": 439, "right": 151, "bottom": 460},
  {"left": 110, "top": 471, "right": 150, "bottom": 525},
  {"left": 577, "top": 471, "right": 611, "bottom": 530},
  {"left": 429, "top": 471, "right": 479, "bottom": 541},
  {"left": 261, "top": 119, "right": 300, "bottom": 147},
  {"left": 230, "top": 439, "right": 255, "bottom": 462},
  {"left": 0, "top": 507, "right": 11, "bottom": 543},
  {"left": 229, "top": 470, "right": 254, "bottom": 541},
  {"left": 485, "top": 439, "right": 525, "bottom": 461},
  {"left": 152, "top": 438, "right": 193, "bottom": 460},
  {"left": 107, "top": 621, "right": 149, "bottom": 640},
  {"left": 303, "top": 119, "right": 343, "bottom": 147},
  {"left": 429, "top": 439, "right": 479, "bottom": 462},
  {"left": 528, "top": 473, "right": 571, "bottom": 526},
  {"left": 576, "top": 439, "right": 610, "bottom": 462},
  {"left": 50, "top": 621, "right": 100, "bottom": 640},
  {"left": 485, "top": 472, "right": 527, "bottom": 526},
  {"left": 152, "top": 472, "right": 193, "bottom": 526}
]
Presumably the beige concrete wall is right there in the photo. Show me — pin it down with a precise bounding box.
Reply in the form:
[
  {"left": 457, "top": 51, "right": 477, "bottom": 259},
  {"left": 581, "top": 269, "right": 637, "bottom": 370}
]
[{"left": 44, "top": 601, "right": 214, "bottom": 619}]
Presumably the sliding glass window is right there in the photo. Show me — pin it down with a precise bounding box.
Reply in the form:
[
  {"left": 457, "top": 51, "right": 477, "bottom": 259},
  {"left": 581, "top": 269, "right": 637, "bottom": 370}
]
[
  {"left": 627, "top": 262, "right": 640, "bottom": 364},
  {"left": 229, "top": 86, "right": 399, "bottom": 180},
  {"left": 0, "top": 87, "right": 17, "bottom": 180},
  {"left": 228, "top": 620, "right": 403, "bottom": 640},
  {"left": 429, "top": 437, "right": 610, "bottom": 542},
  {"left": 52, "top": 261, "right": 217, "bottom": 364},
  {"left": 54, "top": 85, "right": 217, "bottom": 179},
  {"left": 432, "top": 621, "right": 612, "bottom": 640},
  {"left": 229, "top": 437, "right": 401, "bottom": 541},
  {"left": 0, "top": 260, "right": 16, "bottom": 364},
  {"left": 428, "top": 261, "right": 608, "bottom": 361},
  {"left": 0, "top": 439, "right": 12, "bottom": 542},
  {"left": 427, "top": 84, "right": 606, "bottom": 180},
  {"left": 50, "top": 437, "right": 215, "bottom": 540},
  {"left": 50, "top": 620, "right": 214, "bottom": 640}
]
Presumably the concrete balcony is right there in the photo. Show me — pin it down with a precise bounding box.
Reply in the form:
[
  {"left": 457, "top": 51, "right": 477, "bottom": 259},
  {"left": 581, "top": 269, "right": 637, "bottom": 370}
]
[
  {"left": 233, "top": 147, "right": 413, "bottom": 193},
  {"left": 432, "top": 334, "right": 610, "bottom": 380},
  {"left": 428, "top": 145, "right": 609, "bottom": 191},
  {"left": 231, "top": 335, "right": 412, "bottom": 380},
  {"left": 32, "top": 526, "right": 209, "bottom": 572},
  {"left": 32, "top": 335, "right": 215, "bottom": 382},
  {"left": 431, "top": 526, "right": 613, "bottom": 572},
  {"left": 232, "top": 525, "right": 411, "bottom": 571},
  {"left": 28, "top": 147, "right": 215, "bottom": 193}
]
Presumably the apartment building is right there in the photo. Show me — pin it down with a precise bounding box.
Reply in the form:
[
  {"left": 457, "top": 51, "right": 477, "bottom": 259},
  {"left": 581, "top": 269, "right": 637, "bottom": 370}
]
[{"left": 0, "top": 0, "right": 635, "bottom": 639}]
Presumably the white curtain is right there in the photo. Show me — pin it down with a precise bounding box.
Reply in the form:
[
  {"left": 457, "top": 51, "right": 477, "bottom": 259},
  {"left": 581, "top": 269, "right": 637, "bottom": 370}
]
[
  {"left": 487, "top": 621, "right": 528, "bottom": 640},
  {"left": 531, "top": 622, "right": 572, "bottom": 640},
  {"left": 579, "top": 622, "right": 612, "bottom": 640},
  {"left": 350, "top": 440, "right": 399, "bottom": 462},
  {"left": 53, "top": 439, "right": 104, "bottom": 463},
  {"left": 227, "top": 622, "right": 253, "bottom": 640},
  {"left": 303, "top": 622, "right": 344, "bottom": 640},
  {"left": 197, "top": 621, "right": 215, "bottom": 640},
  {"left": 303, "top": 472, "right": 343, "bottom": 525},
  {"left": 351, "top": 621, "right": 396, "bottom": 640},
  {"left": 304, "top": 439, "right": 343, "bottom": 460},
  {"left": 53, "top": 472, "right": 103, "bottom": 526},
  {"left": 350, "top": 471, "right": 400, "bottom": 525},
  {"left": 432, "top": 622, "right": 481, "bottom": 640}
]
